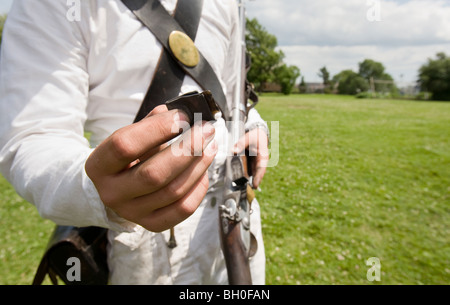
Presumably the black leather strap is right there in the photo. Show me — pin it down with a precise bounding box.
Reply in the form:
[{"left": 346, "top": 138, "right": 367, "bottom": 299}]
[
  {"left": 121, "top": 0, "right": 229, "bottom": 122},
  {"left": 129, "top": 0, "right": 202, "bottom": 122}
]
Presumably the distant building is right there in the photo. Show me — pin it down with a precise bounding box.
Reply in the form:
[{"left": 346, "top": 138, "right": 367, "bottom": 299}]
[
  {"left": 304, "top": 83, "right": 326, "bottom": 93},
  {"left": 261, "top": 81, "right": 336, "bottom": 94},
  {"left": 261, "top": 82, "right": 282, "bottom": 93}
]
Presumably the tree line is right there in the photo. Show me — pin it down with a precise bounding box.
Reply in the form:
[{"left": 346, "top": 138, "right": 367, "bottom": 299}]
[
  {"left": 418, "top": 52, "right": 450, "bottom": 101},
  {"left": 303, "top": 54, "right": 450, "bottom": 102},
  {"left": 309, "top": 59, "right": 396, "bottom": 96},
  {"left": 245, "top": 18, "right": 450, "bottom": 101},
  {"left": 0, "top": 14, "right": 448, "bottom": 101},
  {"left": 245, "top": 18, "right": 300, "bottom": 95}
]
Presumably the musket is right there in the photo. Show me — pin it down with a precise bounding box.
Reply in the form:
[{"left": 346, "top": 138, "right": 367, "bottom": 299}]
[
  {"left": 165, "top": 0, "right": 259, "bottom": 285},
  {"left": 219, "top": 0, "right": 258, "bottom": 285}
]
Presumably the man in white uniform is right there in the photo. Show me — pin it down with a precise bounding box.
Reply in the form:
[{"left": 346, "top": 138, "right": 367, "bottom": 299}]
[{"left": 0, "top": 0, "right": 269, "bottom": 284}]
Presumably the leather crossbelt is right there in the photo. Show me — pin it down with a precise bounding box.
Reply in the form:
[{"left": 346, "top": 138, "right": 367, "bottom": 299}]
[{"left": 121, "top": 0, "right": 230, "bottom": 122}]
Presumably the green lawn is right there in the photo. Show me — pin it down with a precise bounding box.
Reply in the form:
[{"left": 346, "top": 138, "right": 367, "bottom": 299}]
[
  {"left": 257, "top": 94, "right": 450, "bottom": 285},
  {"left": 0, "top": 174, "right": 54, "bottom": 284},
  {"left": 0, "top": 94, "right": 449, "bottom": 285}
]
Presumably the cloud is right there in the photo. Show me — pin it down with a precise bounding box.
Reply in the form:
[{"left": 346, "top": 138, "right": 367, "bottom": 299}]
[
  {"left": 280, "top": 43, "right": 450, "bottom": 83},
  {"left": 245, "top": 0, "right": 450, "bottom": 83},
  {"left": 0, "top": 0, "right": 13, "bottom": 14},
  {"left": 246, "top": 0, "right": 450, "bottom": 47}
]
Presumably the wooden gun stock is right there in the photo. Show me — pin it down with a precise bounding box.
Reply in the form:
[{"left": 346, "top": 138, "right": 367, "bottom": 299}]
[
  {"left": 220, "top": 216, "right": 252, "bottom": 285},
  {"left": 219, "top": 154, "right": 258, "bottom": 285}
]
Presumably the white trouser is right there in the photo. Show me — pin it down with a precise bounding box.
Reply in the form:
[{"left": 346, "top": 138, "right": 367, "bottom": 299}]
[{"left": 106, "top": 188, "right": 265, "bottom": 285}]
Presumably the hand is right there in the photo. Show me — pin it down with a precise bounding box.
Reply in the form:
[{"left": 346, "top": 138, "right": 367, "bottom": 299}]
[
  {"left": 232, "top": 127, "right": 269, "bottom": 189},
  {"left": 85, "top": 105, "right": 218, "bottom": 232}
]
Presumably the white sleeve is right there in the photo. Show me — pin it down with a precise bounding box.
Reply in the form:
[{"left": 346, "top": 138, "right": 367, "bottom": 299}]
[
  {"left": 245, "top": 107, "right": 269, "bottom": 138},
  {"left": 0, "top": 0, "right": 134, "bottom": 232}
]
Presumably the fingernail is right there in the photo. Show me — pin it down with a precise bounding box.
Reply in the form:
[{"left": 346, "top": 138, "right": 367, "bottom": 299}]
[
  {"left": 202, "top": 122, "right": 215, "bottom": 143},
  {"left": 233, "top": 143, "right": 244, "bottom": 155},
  {"left": 174, "top": 110, "right": 189, "bottom": 124},
  {"left": 205, "top": 139, "right": 218, "bottom": 157},
  {"left": 252, "top": 178, "right": 259, "bottom": 189},
  {"left": 173, "top": 111, "right": 190, "bottom": 133}
]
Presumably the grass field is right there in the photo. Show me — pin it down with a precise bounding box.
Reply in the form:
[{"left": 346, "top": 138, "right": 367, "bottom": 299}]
[{"left": 1, "top": 94, "right": 449, "bottom": 285}]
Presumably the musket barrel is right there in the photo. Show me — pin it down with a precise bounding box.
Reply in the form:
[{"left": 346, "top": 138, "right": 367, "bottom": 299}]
[{"left": 220, "top": 0, "right": 254, "bottom": 285}]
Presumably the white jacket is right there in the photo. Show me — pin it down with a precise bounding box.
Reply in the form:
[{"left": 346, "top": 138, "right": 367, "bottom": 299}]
[{"left": 0, "top": 0, "right": 266, "bottom": 284}]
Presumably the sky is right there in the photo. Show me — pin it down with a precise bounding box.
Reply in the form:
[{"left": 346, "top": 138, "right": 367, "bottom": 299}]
[
  {"left": 245, "top": 0, "right": 450, "bottom": 85},
  {"left": 2, "top": 0, "right": 449, "bottom": 85},
  {"left": 0, "top": 0, "right": 12, "bottom": 14}
]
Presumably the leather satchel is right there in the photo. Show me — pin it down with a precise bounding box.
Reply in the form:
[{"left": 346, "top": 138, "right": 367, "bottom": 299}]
[{"left": 32, "top": 226, "right": 108, "bottom": 285}]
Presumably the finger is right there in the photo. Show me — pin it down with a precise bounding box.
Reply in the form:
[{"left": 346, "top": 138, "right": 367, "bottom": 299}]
[
  {"left": 135, "top": 105, "right": 196, "bottom": 167},
  {"left": 133, "top": 142, "right": 169, "bottom": 166},
  {"left": 252, "top": 137, "right": 269, "bottom": 188},
  {"left": 252, "top": 160, "right": 267, "bottom": 189},
  {"left": 232, "top": 132, "right": 250, "bottom": 154},
  {"left": 122, "top": 141, "right": 170, "bottom": 171},
  {"left": 122, "top": 105, "right": 172, "bottom": 169},
  {"left": 139, "top": 173, "right": 210, "bottom": 232},
  {"left": 104, "top": 121, "right": 215, "bottom": 203},
  {"left": 86, "top": 109, "right": 189, "bottom": 177},
  {"left": 116, "top": 140, "right": 217, "bottom": 217},
  {"left": 148, "top": 105, "right": 169, "bottom": 116}
]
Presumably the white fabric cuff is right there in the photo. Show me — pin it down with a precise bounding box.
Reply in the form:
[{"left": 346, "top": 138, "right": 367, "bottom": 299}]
[{"left": 82, "top": 154, "right": 139, "bottom": 233}]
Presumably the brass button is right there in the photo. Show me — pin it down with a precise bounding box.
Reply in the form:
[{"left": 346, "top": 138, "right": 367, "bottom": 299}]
[{"left": 168, "top": 31, "right": 200, "bottom": 68}]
